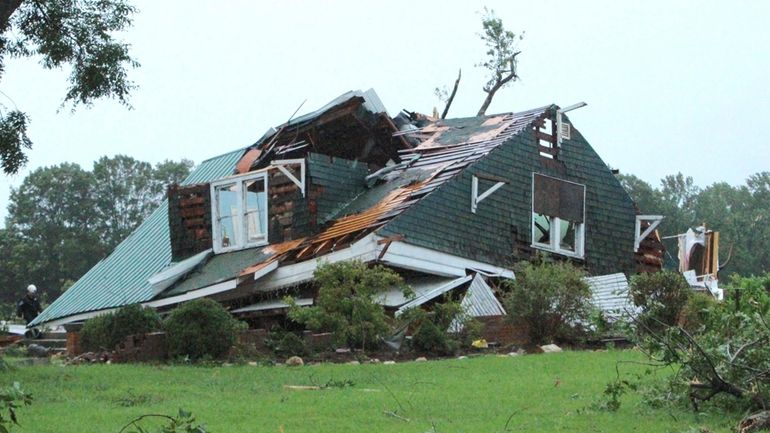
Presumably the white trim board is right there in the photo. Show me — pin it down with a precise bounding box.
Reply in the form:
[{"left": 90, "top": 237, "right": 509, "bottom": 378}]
[{"left": 376, "top": 237, "right": 515, "bottom": 279}]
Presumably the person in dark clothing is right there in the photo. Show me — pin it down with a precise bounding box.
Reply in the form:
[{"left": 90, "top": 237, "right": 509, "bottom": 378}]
[{"left": 16, "top": 284, "right": 42, "bottom": 325}]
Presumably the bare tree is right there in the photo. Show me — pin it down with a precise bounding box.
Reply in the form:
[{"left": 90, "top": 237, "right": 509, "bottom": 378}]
[
  {"left": 476, "top": 8, "right": 523, "bottom": 116},
  {"left": 434, "top": 69, "right": 462, "bottom": 119}
]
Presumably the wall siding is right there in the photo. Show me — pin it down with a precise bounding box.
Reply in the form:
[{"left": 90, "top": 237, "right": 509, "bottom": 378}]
[
  {"left": 380, "top": 115, "right": 638, "bottom": 276},
  {"left": 307, "top": 152, "right": 369, "bottom": 224}
]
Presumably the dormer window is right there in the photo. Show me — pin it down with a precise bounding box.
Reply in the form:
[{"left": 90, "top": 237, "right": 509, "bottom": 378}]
[{"left": 211, "top": 172, "right": 268, "bottom": 253}]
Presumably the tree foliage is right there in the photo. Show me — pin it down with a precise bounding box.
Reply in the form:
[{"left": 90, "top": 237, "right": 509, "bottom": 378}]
[
  {"left": 476, "top": 8, "right": 523, "bottom": 116},
  {"left": 0, "top": 155, "right": 191, "bottom": 303},
  {"left": 287, "top": 261, "right": 408, "bottom": 350},
  {"left": 503, "top": 257, "right": 592, "bottom": 344},
  {"left": 631, "top": 274, "right": 770, "bottom": 413},
  {"left": 0, "top": 0, "right": 139, "bottom": 174}
]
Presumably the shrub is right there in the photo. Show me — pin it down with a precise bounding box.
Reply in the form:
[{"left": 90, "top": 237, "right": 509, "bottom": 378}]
[
  {"left": 678, "top": 292, "right": 717, "bottom": 333},
  {"left": 287, "top": 261, "right": 408, "bottom": 350},
  {"left": 628, "top": 270, "right": 690, "bottom": 333},
  {"left": 164, "top": 298, "right": 242, "bottom": 360},
  {"left": 80, "top": 304, "right": 161, "bottom": 351},
  {"left": 265, "top": 329, "right": 309, "bottom": 357},
  {"left": 402, "top": 300, "right": 482, "bottom": 355},
  {"left": 503, "top": 257, "right": 591, "bottom": 344}
]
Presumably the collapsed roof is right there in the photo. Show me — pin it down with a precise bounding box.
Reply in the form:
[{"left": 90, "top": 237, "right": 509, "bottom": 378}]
[{"left": 32, "top": 88, "right": 658, "bottom": 327}]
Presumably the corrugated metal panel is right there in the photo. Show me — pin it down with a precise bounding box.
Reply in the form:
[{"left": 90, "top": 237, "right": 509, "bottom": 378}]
[
  {"left": 395, "top": 275, "right": 473, "bottom": 315},
  {"left": 461, "top": 274, "right": 506, "bottom": 317},
  {"left": 585, "top": 273, "right": 637, "bottom": 320},
  {"left": 376, "top": 275, "right": 456, "bottom": 307},
  {"left": 31, "top": 148, "right": 246, "bottom": 326}
]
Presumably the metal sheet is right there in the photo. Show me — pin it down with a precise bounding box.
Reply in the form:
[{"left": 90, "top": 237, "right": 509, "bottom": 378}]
[
  {"left": 30, "top": 148, "right": 246, "bottom": 326},
  {"left": 585, "top": 273, "right": 637, "bottom": 320}
]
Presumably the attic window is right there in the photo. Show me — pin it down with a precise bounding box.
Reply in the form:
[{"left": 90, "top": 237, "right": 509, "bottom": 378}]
[
  {"left": 531, "top": 173, "right": 585, "bottom": 258},
  {"left": 211, "top": 171, "right": 268, "bottom": 253}
]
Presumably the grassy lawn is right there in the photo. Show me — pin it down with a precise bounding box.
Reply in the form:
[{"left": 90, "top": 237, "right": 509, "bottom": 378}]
[{"left": 4, "top": 350, "right": 738, "bottom": 433}]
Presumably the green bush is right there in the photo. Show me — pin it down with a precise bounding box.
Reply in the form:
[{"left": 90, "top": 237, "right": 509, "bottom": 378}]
[
  {"left": 402, "top": 300, "right": 481, "bottom": 355},
  {"left": 265, "top": 329, "right": 308, "bottom": 357},
  {"left": 678, "top": 292, "right": 717, "bottom": 333},
  {"left": 287, "top": 261, "right": 408, "bottom": 350},
  {"left": 503, "top": 257, "right": 592, "bottom": 344},
  {"left": 629, "top": 270, "right": 690, "bottom": 333},
  {"left": 164, "top": 298, "right": 243, "bottom": 360},
  {"left": 80, "top": 304, "right": 161, "bottom": 351}
]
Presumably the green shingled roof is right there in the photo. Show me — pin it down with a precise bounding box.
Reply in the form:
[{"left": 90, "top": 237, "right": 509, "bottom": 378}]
[{"left": 31, "top": 148, "right": 246, "bottom": 326}]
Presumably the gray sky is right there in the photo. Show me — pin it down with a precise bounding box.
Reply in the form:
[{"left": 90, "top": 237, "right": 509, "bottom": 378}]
[{"left": 1, "top": 1, "right": 769, "bottom": 222}]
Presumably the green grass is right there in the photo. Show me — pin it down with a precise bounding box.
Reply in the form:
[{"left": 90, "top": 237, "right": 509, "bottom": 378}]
[{"left": 4, "top": 350, "right": 738, "bottom": 432}]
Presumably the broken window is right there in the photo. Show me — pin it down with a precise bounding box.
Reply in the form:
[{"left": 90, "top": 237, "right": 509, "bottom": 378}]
[
  {"left": 211, "top": 172, "right": 268, "bottom": 253},
  {"left": 531, "top": 173, "right": 585, "bottom": 258}
]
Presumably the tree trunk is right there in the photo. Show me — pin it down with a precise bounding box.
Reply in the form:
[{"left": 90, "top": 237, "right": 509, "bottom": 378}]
[
  {"left": 440, "top": 69, "right": 461, "bottom": 119},
  {"left": 0, "top": 0, "right": 23, "bottom": 31}
]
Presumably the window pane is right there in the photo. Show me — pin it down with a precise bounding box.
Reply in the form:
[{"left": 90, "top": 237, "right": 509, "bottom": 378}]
[
  {"left": 219, "top": 216, "right": 235, "bottom": 247},
  {"left": 244, "top": 178, "right": 267, "bottom": 243},
  {"left": 215, "top": 183, "right": 238, "bottom": 248},
  {"left": 533, "top": 213, "right": 551, "bottom": 244},
  {"left": 558, "top": 219, "right": 576, "bottom": 252}
]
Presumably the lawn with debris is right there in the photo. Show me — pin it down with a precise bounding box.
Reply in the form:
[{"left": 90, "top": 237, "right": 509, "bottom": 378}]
[{"left": 6, "top": 350, "right": 738, "bottom": 432}]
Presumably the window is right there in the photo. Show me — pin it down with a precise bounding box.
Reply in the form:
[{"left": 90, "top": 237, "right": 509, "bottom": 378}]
[
  {"left": 211, "top": 172, "right": 268, "bottom": 253},
  {"left": 531, "top": 173, "right": 585, "bottom": 258}
]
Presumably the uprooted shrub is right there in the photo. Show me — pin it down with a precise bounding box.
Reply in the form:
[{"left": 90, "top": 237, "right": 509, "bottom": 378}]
[
  {"left": 628, "top": 270, "right": 691, "bottom": 334},
  {"left": 624, "top": 274, "right": 770, "bottom": 423},
  {"left": 164, "top": 298, "right": 244, "bottom": 360},
  {"left": 503, "top": 257, "right": 592, "bottom": 344},
  {"left": 400, "top": 299, "right": 483, "bottom": 355},
  {"left": 80, "top": 304, "right": 162, "bottom": 351},
  {"left": 286, "top": 261, "right": 410, "bottom": 351}
]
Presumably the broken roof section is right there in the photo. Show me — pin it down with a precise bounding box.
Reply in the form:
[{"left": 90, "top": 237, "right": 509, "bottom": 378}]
[
  {"left": 248, "top": 89, "right": 409, "bottom": 170},
  {"left": 29, "top": 148, "right": 246, "bottom": 327}
]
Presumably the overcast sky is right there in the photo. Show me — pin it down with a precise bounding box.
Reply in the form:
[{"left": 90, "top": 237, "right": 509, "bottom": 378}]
[{"left": 1, "top": 1, "right": 768, "bottom": 222}]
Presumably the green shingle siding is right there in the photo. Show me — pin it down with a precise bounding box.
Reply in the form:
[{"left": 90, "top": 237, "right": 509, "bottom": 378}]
[
  {"left": 380, "top": 116, "right": 637, "bottom": 276},
  {"left": 307, "top": 153, "right": 369, "bottom": 224}
]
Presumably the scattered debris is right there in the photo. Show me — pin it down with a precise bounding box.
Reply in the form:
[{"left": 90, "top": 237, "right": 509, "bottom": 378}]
[
  {"left": 739, "top": 411, "right": 770, "bottom": 433},
  {"left": 26, "top": 344, "right": 49, "bottom": 358},
  {"left": 286, "top": 356, "right": 304, "bottom": 367},
  {"left": 383, "top": 361, "right": 396, "bottom": 365},
  {"left": 283, "top": 385, "right": 320, "bottom": 391},
  {"left": 415, "top": 357, "right": 428, "bottom": 362},
  {"left": 540, "top": 344, "right": 562, "bottom": 353}
]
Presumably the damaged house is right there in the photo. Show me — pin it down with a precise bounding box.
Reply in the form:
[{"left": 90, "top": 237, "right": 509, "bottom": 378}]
[{"left": 29, "top": 89, "right": 662, "bottom": 332}]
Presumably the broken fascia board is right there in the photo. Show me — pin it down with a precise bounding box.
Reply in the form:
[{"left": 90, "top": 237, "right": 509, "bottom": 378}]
[
  {"left": 376, "top": 236, "right": 515, "bottom": 279},
  {"left": 231, "top": 297, "right": 313, "bottom": 314},
  {"left": 147, "top": 249, "right": 213, "bottom": 296},
  {"left": 234, "top": 233, "right": 381, "bottom": 295}
]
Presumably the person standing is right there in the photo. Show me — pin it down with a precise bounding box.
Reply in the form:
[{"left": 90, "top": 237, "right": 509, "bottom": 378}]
[{"left": 17, "top": 284, "right": 42, "bottom": 325}]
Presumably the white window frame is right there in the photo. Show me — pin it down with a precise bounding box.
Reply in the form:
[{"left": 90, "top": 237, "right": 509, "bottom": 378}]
[
  {"left": 530, "top": 173, "right": 586, "bottom": 259},
  {"left": 211, "top": 171, "right": 269, "bottom": 254}
]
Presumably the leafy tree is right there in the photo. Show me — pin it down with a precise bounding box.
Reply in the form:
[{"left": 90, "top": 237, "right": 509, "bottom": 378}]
[
  {"left": 476, "top": 8, "right": 523, "bottom": 116},
  {"left": 287, "top": 261, "right": 407, "bottom": 350},
  {"left": 0, "top": 0, "right": 139, "bottom": 174},
  {"left": 5, "top": 162, "right": 103, "bottom": 298},
  {"left": 92, "top": 156, "right": 191, "bottom": 249},
  {"left": 628, "top": 270, "right": 691, "bottom": 333},
  {"left": 2, "top": 156, "right": 191, "bottom": 301}
]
